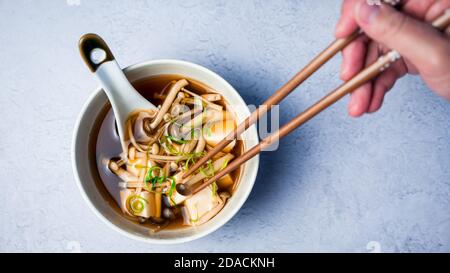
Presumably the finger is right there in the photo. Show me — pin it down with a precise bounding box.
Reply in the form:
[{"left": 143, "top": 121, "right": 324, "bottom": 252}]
[
  {"left": 368, "top": 62, "right": 407, "bottom": 113},
  {"left": 389, "top": 0, "right": 444, "bottom": 76},
  {"left": 336, "top": 0, "right": 359, "bottom": 38},
  {"left": 353, "top": 2, "right": 450, "bottom": 78},
  {"left": 367, "top": 72, "right": 396, "bottom": 114},
  {"left": 403, "top": 0, "right": 437, "bottom": 20},
  {"left": 348, "top": 83, "right": 372, "bottom": 117},
  {"left": 337, "top": 0, "right": 437, "bottom": 38},
  {"left": 379, "top": 44, "right": 419, "bottom": 74},
  {"left": 340, "top": 35, "right": 368, "bottom": 81},
  {"left": 348, "top": 41, "right": 378, "bottom": 117},
  {"left": 425, "top": 0, "right": 450, "bottom": 22},
  {"left": 404, "top": 59, "right": 419, "bottom": 74}
]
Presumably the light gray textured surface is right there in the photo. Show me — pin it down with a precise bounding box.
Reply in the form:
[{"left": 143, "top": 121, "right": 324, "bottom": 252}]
[{"left": 1, "top": 0, "right": 450, "bottom": 253}]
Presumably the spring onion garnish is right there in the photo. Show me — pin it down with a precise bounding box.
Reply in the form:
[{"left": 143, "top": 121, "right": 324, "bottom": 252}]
[
  {"left": 167, "top": 135, "right": 188, "bottom": 144},
  {"left": 182, "top": 151, "right": 206, "bottom": 170},
  {"left": 167, "top": 177, "right": 177, "bottom": 206},
  {"left": 211, "top": 182, "right": 218, "bottom": 197},
  {"left": 144, "top": 166, "right": 177, "bottom": 194},
  {"left": 160, "top": 134, "right": 207, "bottom": 161},
  {"left": 145, "top": 166, "right": 162, "bottom": 182},
  {"left": 199, "top": 159, "right": 215, "bottom": 177},
  {"left": 144, "top": 166, "right": 165, "bottom": 190},
  {"left": 159, "top": 136, "right": 179, "bottom": 155},
  {"left": 127, "top": 195, "right": 148, "bottom": 215},
  {"left": 220, "top": 158, "right": 230, "bottom": 171}
]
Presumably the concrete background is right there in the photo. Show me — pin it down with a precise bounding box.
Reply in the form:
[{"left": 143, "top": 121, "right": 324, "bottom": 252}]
[{"left": 1, "top": 0, "right": 449, "bottom": 252}]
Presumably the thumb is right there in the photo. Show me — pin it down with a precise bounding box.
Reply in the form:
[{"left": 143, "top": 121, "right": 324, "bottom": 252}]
[{"left": 353, "top": 2, "right": 449, "bottom": 75}]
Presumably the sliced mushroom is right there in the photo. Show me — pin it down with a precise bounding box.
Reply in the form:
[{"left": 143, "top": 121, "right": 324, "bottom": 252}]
[
  {"left": 162, "top": 171, "right": 189, "bottom": 206},
  {"left": 170, "top": 101, "right": 190, "bottom": 117},
  {"left": 181, "top": 88, "right": 223, "bottom": 111},
  {"left": 151, "top": 143, "right": 159, "bottom": 155},
  {"left": 163, "top": 207, "right": 176, "bottom": 220},
  {"left": 201, "top": 93, "right": 222, "bottom": 102},
  {"left": 108, "top": 160, "right": 139, "bottom": 182},
  {"left": 133, "top": 112, "right": 155, "bottom": 143},
  {"left": 181, "top": 139, "right": 198, "bottom": 154},
  {"left": 169, "top": 162, "right": 178, "bottom": 173},
  {"left": 169, "top": 92, "right": 186, "bottom": 116},
  {"left": 179, "top": 109, "right": 224, "bottom": 135},
  {"left": 150, "top": 79, "right": 189, "bottom": 130},
  {"left": 194, "top": 130, "right": 206, "bottom": 153},
  {"left": 135, "top": 151, "right": 189, "bottom": 163}
]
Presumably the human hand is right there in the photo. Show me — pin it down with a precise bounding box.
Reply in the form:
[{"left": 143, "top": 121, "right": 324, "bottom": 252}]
[{"left": 335, "top": 0, "right": 450, "bottom": 117}]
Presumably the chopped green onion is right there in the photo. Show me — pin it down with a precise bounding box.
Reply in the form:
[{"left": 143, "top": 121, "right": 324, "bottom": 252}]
[
  {"left": 145, "top": 166, "right": 162, "bottom": 182},
  {"left": 211, "top": 182, "right": 218, "bottom": 197},
  {"left": 144, "top": 166, "right": 168, "bottom": 190},
  {"left": 167, "top": 177, "right": 177, "bottom": 206},
  {"left": 199, "top": 159, "right": 215, "bottom": 177},
  {"left": 160, "top": 136, "right": 180, "bottom": 155},
  {"left": 127, "top": 195, "right": 148, "bottom": 215},
  {"left": 167, "top": 135, "right": 188, "bottom": 144},
  {"left": 220, "top": 158, "right": 230, "bottom": 171},
  {"left": 182, "top": 151, "right": 206, "bottom": 171}
]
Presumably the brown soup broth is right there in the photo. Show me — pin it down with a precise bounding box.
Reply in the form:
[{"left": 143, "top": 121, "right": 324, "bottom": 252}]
[{"left": 94, "top": 74, "right": 244, "bottom": 230}]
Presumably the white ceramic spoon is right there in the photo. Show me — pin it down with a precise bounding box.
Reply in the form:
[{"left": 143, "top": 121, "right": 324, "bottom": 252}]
[{"left": 79, "top": 33, "right": 157, "bottom": 152}]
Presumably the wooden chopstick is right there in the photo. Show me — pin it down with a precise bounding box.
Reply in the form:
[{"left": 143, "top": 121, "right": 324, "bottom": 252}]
[
  {"left": 182, "top": 32, "right": 360, "bottom": 178},
  {"left": 182, "top": 2, "right": 409, "bottom": 179},
  {"left": 189, "top": 10, "right": 450, "bottom": 196}
]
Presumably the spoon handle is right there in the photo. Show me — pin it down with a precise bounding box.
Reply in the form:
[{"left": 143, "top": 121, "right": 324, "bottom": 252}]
[
  {"left": 78, "top": 34, "right": 153, "bottom": 112},
  {"left": 79, "top": 34, "right": 156, "bottom": 152},
  {"left": 79, "top": 33, "right": 116, "bottom": 72}
]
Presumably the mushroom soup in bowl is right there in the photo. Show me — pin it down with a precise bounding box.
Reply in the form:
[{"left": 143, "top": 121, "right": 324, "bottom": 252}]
[{"left": 72, "top": 59, "right": 259, "bottom": 243}]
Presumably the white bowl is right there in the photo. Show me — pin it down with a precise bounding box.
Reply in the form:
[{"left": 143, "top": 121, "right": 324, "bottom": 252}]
[{"left": 72, "top": 59, "right": 259, "bottom": 244}]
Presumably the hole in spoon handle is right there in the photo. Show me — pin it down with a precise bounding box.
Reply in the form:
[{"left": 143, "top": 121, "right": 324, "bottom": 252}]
[{"left": 78, "top": 33, "right": 115, "bottom": 72}]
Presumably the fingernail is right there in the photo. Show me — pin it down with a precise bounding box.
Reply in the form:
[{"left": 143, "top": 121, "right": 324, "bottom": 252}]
[
  {"left": 357, "top": 2, "right": 381, "bottom": 25},
  {"left": 348, "top": 99, "right": 362, "bottom": 117},
  {"left": 349, "top": 103, "right": 358, "bottom": 115}
]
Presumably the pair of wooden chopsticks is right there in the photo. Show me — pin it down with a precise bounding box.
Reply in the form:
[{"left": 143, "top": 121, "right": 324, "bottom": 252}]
[{"left": 179, "top": 6, "right": 450, "bottom": 196}]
